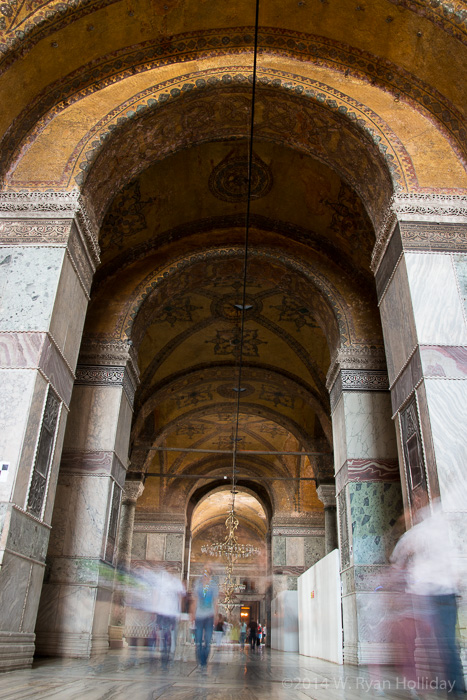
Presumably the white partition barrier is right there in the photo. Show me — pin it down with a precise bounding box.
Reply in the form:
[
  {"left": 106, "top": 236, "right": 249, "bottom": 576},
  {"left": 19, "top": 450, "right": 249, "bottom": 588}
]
[
  {"left": 271, "top": 590, "right": 299, "bottom": 652},
  {"left": 298, "top": 549, "right": 343, "bottom": 664}
]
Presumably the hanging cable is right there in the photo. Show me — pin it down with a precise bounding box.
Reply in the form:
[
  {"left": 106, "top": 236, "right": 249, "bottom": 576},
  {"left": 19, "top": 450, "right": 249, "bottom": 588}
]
[{"left": 232, "top": 0, "right": 261, "bottom": 510}]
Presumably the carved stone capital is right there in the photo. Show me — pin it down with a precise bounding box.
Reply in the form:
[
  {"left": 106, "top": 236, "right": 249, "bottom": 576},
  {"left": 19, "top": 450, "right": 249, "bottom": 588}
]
[
  {"left": 372, "top": 192, "right": 467, "bottom": 273},
  {"left": 122, "top": 481, "right": 144, "bottom": 504},
  {"left": 76, "top": 339, "right": 140, "bottom": 405},
  {"left": 0, "top": 190, "right": 100, "bottom": 267},
  {"left": 327, "top": 346, "right": 389, "bottom": 412},
  {"left": 317, "top": 484, "right": 336, "bottom": 508}
]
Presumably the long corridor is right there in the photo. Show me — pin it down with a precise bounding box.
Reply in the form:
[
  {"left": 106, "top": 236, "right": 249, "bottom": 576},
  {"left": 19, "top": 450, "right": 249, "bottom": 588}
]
[{"left": 0, "top": 646, "right": 447, "bottom": 700}]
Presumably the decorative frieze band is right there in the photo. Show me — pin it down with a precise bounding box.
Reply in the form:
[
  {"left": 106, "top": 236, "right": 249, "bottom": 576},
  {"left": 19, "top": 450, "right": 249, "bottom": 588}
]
[
  {"left": 329, "top": 369, "right": 389, "bottom": 411},
  {"left": 134, "top": 522, "right": 185, "bottom": 534},
  {"left": 271, "top": 526, "right": 324, "bottom": 537},
  {"left": 75, "top": 364, "right": 137, "bottom": 406},
  {"left": 372, "top": 193, "right": 467, "bottom": 274},
  {"left": 0, "top": 190, "right": 100, "bottom": 267}
]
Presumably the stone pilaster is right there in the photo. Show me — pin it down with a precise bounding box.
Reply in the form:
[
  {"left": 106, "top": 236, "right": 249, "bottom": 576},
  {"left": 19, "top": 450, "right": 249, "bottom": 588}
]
[
  {"left": 373, "top": 192, "right": 467, "bottom": 667},
  {"left": 316, "top": 484, "right": 338, "bottom": 554},
  {"left": 35, "top": 338, "right": 139, "bottom": 658},
  {"left": 109, "top": 478, "right": 144, "bottom": 648},
  {"left": 327, "top": 346, "right": 403, "bottom": 665},
  {"left": 0, "top": 191, "right": 99, "bottom": 670}
]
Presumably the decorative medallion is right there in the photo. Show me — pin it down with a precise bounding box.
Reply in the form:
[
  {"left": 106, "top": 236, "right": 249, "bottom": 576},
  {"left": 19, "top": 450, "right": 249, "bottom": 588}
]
[
  {"left": 217, "top": 383, "right": 255, "bottom": 399},
  {"left": 209, "top": 151, "right": 273, "bottom": 203},
  {"left": 212, "top": 294, "right": 261, "bottom": 320}
]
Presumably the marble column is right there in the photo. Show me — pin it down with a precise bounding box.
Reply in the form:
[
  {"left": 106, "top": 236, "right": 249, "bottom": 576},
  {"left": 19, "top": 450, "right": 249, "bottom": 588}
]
[
  {"left": 0, "top": 191, "right": 99, "bottom": 670},
  {"left": 109, "top": 478, "right": 144, "bottom": 648},
  {"left": 316, "top": 484, "right": 338, "bottom": 554},
  {"left": 327, "top": 346, "right": 403, "bottom": 665},
  {"left": 35, "top": 338, "right": 139, "bottom": 658},
  {"left": 372, "top": 192, "right": 467, "bottom": 668}
]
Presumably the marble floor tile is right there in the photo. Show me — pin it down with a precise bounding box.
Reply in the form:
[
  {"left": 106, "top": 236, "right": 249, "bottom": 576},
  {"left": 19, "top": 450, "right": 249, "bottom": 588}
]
[{"left": 0, "top": 647, "right": 451, "bottom": 700}]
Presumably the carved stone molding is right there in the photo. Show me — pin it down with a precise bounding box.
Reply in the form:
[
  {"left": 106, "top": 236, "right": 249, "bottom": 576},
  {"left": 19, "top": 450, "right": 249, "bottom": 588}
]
[
  {"left": 75, "top": 364, "right": 137, "bottom": 406},
  {"left": 134, "top": 522, "right": 185, "bottom": 534},
  {"left": 317, "top": 484, "right": 336, "bottom": 508},
  {"left": 271, "top": 526, "right": 324, "bottom": 537},
  {"left": 122, "top": 481, "right": 144, "bottom": 504},
  {"left": 76, "top": 338, "right": 140, "bottom": 405},
  {"left": 0, "top": 190, "right": 100, "bottom": 267},
  {"left": 372, "top": 193, "right": 467, "bottom": 273},
  {"left": 326, "top": 346, "right": 387, "bottom": 391}
]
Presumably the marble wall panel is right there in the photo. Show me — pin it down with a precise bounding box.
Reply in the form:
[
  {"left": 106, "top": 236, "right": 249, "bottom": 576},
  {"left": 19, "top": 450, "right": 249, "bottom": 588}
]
[
  {"left": 355, "top": 590, "right": 395, "bottom": 644},
  {"left": 0, "top": 331, "right": 43, "bottom": 367},
  {"left": 304, "top": 536, "right": 325, "bottom": 569},
  {"left": 424, "top": 378, "right": 467, "bottom": 513},
  {"left": 286, "top": 537, "right": 305, "bottom": 567},
  {"left": 453, "top": 253, "right": 467, "bottom": 319},
  {"left": 272, "top": 536, "right": 286, "bottom": 566},
  {"left": 331, "top": 395, "right": 346, "bottom": 473},
  {"left": 39, "top": 336, "right": 74, "bottom": 405},
  {"left": 379, "top": 257, "right": 417, "bottom": 384},
  {"left": 35, "top": 583, "right": 59, "bottom": 633},
  {"left": 420, "top": 345, "right": 467, "bottom": 379},
  {"left": 349, "top": 482, "right": 403, "bottom": 566},
  {"left": 56, "top": 584, "right": 97, "bottom": 634},
  {"left": 6, "top": 507, "right": 50, "bottom": 562},
  {"left": 165, "top": 533, "right": 184, "bottom": 562},
  {"left": 131, "top": 532, "right": 147, "bottom": 560},
  {"left": 62, "top": 385, "right": 123, "bottom": 452},
  {"left": 21, "top": 562, "right": 46, "bottom": 633},
  {"left": 0, "top": 551, "right": 31, "bottom": 630},
  {"left": 92, "top": 587, "right": 112, "bottom": 638},
  {"left": 0, "top": 247, "right": 65, "bottom": 331},
  {"left": 391, "top": 348, "right": 423, "bottom": 414},
  {"left": 46, "top": 557, "right": 100, "bottom": 585},
  {"left": 114, "top": 392, "right": 133, "bottom": 468},
  {"left": 146, "top": 533, "right": 165, "bottom": 561},
  {"left": 343, "top": 392, "right": 397, "bottom": 460},
  {"left": 0, "top": 369, "right": 38, "bottom": 502},
  {"left": 51, "top": 475, "right": 110, "bottom": 558},
  {"left": 415, "top": 382, "right": 440, "bottom": 502},
  {"left": 405, "top": 253, "right": 467, "bottom": 346},
  {"left": 49, "top": 255, "right": 88, "bottom": 370}
]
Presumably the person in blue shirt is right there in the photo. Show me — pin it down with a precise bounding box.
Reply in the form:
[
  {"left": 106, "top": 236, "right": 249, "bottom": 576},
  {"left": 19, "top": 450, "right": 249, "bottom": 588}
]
[{"left": 191, "top": 566, "right": 218, "bottom": 672}]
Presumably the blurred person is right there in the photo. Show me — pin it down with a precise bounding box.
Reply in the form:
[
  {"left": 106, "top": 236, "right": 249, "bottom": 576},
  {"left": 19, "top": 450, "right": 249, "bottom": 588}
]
[
  {"left": 240, "top": 620, "right": 247, "bottom": 647},
  {"left": 231, "top": 620, "right": 240, "bottom": 644},
  {"left": 191, "top": 566, "right": 218, "bottom": 672},
  {"left": 151, "top": 567, "right": 185, "bottom": 668},
  {"left": 256, "top": 622, "right": 262, "bottom": 647},
  {"left": 214, "top": 613, "right": 224, "bottom": 646},
  {"left": 262, "top": 623, "right": 267, "bottom": 646},
  {"left": 248, "top": 618, "right": 257, "bottom": 650},
  {"left": 391, "top": 502, "right": 465, "bottom": 695}
]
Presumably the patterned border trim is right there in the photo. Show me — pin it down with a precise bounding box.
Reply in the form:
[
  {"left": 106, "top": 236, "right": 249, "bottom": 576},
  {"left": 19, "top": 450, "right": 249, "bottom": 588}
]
[
  {"left": 271, "top": 526, "right": 324, "bottom": 537},
  {"left": 0, "top": 190, "right": 100, "bottom": 266},
  {"left": 273, "top": 566, "right": 305, "bottom": 576},
  {"left": 329, "top": 368, "right": 389, "bottom": 411},
  {"left": 372, "top": 193, "right": 467, "bottom": 273},
  {"left": 60, "top": 450, "right": 127, "bottom": 487},
  {"left": 336, "top": 458, "right": 400, "bottom": 492},
  {"left": 75, "top": 363, "right": 138, "bottom": 406},
  {"left": 134, "top": 523, "right": 185, "bottom": 534}
]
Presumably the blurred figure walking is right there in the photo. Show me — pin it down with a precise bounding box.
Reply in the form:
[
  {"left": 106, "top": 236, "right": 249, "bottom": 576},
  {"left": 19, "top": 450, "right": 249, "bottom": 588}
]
[
  {"left": 391, "top": 503, "right": 465, "bottom": 695},
  {"left": 191, "top": 566, "right": 218, "bottom": 672}
]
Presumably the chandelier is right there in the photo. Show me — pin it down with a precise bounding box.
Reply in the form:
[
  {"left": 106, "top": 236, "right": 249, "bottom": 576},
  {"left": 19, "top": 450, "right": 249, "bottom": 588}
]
[{"left": 201, "top": 508, "right": 260, "bottom": 561}]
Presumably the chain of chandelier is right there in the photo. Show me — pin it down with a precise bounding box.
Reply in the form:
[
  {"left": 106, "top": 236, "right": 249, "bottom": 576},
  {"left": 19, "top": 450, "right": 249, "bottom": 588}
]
[{"left": 200, "top": 0, "right": 261, "bottom": 614}]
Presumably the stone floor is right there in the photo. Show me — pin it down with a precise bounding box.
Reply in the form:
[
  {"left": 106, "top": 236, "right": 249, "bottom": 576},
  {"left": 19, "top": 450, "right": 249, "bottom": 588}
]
[{"left": 0, "top": 645, "right": 451, "bottom": 699}]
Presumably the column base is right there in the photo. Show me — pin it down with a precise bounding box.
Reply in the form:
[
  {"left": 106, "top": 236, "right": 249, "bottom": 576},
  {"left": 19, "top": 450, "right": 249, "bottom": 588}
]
[
  {"left": 35, "top": 631, "right": 109, "bottom": 658},
  {"left": 108, "top": 625, "right": 125, "bottom": 649},
  {"left": 344, "top": 641, "right": 400, "bottom": 666},
  {"left": 0, "top": 632, "right": 35, "bottom": 671}
]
